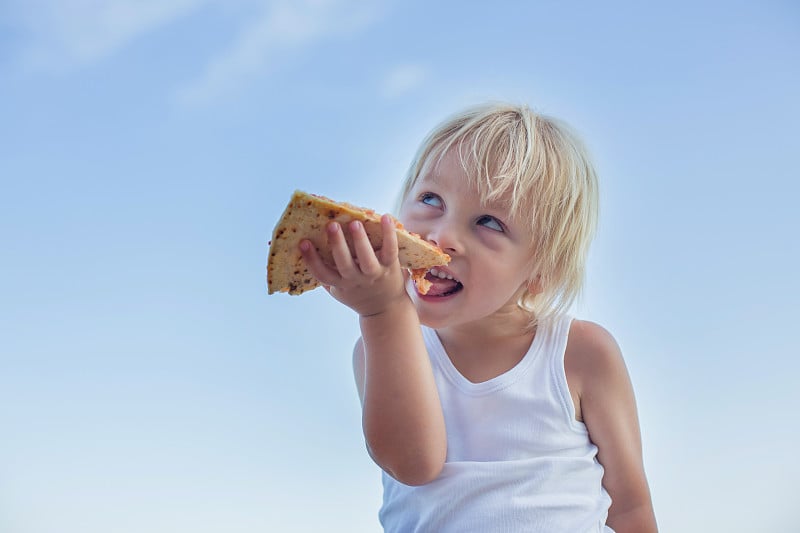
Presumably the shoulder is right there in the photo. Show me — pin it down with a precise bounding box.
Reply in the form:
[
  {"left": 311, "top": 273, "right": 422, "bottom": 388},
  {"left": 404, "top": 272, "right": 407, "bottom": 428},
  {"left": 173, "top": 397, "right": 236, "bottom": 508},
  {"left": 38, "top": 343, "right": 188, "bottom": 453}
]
[
  {"left": 565, "top": 321, "right": 656, "bottom": 528},
  {"left": 353, "top": 337, "right": 366, "bottom": 405},
  {"left": 564, "top": 320, "right": 628, "bottom": 409},
  {"left": 353, "top": 336, "right": 365, "bottom": 359},
  {"left": 565, "top": 319, "right": 624, "bottom": 377}
]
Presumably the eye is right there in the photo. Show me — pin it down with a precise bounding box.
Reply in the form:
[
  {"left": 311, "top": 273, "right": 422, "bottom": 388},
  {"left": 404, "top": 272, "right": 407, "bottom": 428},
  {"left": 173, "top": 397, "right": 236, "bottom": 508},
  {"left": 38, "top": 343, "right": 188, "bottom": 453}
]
[
  {"left": 419, "top": 192, "right": 442, "bottom": 207},
  {"left": 476, "top": 215, "right": 504, "bottom": 232}
]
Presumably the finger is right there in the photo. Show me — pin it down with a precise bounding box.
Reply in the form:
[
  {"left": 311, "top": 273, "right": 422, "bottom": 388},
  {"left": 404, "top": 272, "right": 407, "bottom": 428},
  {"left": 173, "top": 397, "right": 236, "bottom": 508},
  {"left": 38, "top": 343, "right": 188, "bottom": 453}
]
[
  {"left": 349, "top": 220, "right": 381, "bottom": 276},
  {"left": 299, "top": 239, "right": 341, "bottom": 286},
  {"left": 327, "top": 221, "right": 359, "bottom": 278},
  {"left": 377, "top": 214, "right": 399, "bottom": 266}
]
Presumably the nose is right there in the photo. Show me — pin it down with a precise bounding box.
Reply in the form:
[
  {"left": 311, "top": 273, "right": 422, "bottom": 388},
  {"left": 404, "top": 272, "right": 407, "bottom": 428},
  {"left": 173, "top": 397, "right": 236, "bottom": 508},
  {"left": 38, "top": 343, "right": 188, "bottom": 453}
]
[{"left": 426, "top": 222, "right": 460, "bottom": 255}]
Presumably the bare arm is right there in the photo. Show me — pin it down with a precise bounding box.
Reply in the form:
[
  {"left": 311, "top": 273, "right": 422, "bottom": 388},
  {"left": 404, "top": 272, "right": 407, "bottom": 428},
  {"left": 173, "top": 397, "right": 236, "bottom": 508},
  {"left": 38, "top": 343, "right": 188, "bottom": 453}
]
[
  {"left": 302, "top": 215, "right": 446, "bottom": 485},
  {"left": 354, "top": 312, "right": 446, "bottom": 485},
  {"left": 566, "top": 321, "right": 657, "bottom": 533}
]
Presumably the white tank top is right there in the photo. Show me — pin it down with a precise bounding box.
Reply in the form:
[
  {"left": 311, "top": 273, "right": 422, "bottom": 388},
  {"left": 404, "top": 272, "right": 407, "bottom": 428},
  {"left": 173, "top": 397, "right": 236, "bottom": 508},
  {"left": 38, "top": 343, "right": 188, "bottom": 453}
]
[{"left": 379, "top": 314, "right": 613, "bottom": 532}]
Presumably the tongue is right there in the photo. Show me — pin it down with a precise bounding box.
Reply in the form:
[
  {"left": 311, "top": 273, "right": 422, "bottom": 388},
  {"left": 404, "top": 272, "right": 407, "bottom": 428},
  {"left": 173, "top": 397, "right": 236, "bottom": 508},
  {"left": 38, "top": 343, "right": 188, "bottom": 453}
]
[{"left": 425, "top": 276, "right": 460, "bottom": 297}]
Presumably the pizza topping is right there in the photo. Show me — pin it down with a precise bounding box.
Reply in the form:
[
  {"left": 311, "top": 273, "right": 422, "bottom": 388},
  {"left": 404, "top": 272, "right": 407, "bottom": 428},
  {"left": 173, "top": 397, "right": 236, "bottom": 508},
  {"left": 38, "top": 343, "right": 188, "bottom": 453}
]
[
  {"left": 412, "top": 276, "right": 433, "bottom": 295},
  {"left": 408, "top": 267, "right": 432, "bottom": 295}
]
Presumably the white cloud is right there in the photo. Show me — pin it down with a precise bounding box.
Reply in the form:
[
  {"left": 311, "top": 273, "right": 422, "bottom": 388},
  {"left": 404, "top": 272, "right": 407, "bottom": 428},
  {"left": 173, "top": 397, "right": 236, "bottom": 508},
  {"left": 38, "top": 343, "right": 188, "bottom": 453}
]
[
  {"left": 3, "top": 0, "right": 388, "bottom": 101},
  {"left": 175, "top": 0, "right": 387, "bottom": 105},
  {"left": 8, "top": 0, "right": 209, "bottom": 72},
  {"left": 380, "top": 63, "right": 427, "bottom": 99}
]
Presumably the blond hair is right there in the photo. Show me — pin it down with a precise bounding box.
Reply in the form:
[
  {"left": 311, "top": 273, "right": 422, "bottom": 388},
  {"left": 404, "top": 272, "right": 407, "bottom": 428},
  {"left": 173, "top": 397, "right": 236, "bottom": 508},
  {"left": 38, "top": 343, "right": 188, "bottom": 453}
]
[{"left": 398, "top": 102, "right": 599, "bottom": 325}]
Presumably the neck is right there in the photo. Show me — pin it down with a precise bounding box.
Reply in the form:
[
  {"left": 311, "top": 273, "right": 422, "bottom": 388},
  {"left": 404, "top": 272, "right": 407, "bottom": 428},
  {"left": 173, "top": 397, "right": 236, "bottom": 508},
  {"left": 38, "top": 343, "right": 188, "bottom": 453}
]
[
  {"left": 436, "top": 305, "right": 534, "bottom": 354},
  {"left": 434, "top": 307, "right": 537, "bottom": 384}
]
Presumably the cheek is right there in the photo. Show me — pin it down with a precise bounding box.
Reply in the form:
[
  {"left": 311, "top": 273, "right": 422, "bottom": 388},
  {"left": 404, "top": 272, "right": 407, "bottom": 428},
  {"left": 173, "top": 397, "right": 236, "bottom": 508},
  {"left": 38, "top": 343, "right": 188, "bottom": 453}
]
[
  {"left": 475, "top": 253, "right": 532, "bottom": 293},
  {"left": 397, "top": 200, "right": 415, "bottom": 224},
  {"left": 477, "top": 228, "right": 526, "bottom": 256},
  {"left": 398, "top": 207, "right": 429, "bottom": 235}
]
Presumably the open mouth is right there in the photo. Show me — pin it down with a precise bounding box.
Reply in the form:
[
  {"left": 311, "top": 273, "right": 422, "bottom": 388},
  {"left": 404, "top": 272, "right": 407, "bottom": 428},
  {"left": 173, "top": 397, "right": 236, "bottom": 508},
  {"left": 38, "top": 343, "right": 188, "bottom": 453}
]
[{"left": 423, "top": 267, "right": 463, "bottom": 297}]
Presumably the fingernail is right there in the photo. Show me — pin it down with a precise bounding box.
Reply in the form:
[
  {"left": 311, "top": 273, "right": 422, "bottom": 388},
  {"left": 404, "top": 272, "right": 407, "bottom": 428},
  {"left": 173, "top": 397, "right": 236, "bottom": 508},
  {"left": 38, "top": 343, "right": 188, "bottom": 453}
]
[
  {"left": 350, "top": 220, "right": 362, "bottom": 231},
  {"left": 300, "top": 241, "right": 310, "bottom": 252}
]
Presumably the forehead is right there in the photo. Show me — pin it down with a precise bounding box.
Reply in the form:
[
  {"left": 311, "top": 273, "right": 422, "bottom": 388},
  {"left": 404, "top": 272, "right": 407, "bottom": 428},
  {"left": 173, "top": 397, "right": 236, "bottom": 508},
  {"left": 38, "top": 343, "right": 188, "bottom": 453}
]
[
  {"left": 418, "top": 149, "right": 464, "bottom": 185},
  {"left": 415, "top": 148, "right": 515, "bottom": 212}
]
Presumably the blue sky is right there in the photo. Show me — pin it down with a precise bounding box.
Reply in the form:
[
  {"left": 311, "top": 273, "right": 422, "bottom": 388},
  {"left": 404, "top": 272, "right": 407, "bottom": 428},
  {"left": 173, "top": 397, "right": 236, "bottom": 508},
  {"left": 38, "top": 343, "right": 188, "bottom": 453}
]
[{"left": 1, "top": 1, "right": 798, "bottom": 531}]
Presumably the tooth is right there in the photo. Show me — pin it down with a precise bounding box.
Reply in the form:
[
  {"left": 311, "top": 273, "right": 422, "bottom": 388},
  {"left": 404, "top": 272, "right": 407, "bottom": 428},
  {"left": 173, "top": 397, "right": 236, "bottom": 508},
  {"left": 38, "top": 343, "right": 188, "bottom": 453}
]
[{"left": 429, "top": 267, "right": 456, "bottom": 281}]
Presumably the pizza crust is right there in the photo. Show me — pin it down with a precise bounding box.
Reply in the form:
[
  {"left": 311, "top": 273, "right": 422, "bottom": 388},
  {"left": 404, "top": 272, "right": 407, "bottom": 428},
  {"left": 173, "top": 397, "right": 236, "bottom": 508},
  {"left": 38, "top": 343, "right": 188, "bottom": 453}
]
[{"left": 267, "top": 190, "right": 450, "bottom": 295}]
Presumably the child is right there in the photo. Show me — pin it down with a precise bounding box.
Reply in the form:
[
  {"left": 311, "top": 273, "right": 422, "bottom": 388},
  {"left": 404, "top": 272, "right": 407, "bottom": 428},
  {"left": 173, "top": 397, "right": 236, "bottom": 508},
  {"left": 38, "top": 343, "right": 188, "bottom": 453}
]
[{"left": 299, "top": 102, "right": 657, "bottom": 532}]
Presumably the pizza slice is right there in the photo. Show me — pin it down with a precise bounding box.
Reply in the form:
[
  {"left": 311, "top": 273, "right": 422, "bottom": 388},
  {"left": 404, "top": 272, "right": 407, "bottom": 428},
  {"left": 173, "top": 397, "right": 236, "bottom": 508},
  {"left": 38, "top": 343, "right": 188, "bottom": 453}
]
[{"left": 267, "top": 190, "right": 450, "bottom": 295}]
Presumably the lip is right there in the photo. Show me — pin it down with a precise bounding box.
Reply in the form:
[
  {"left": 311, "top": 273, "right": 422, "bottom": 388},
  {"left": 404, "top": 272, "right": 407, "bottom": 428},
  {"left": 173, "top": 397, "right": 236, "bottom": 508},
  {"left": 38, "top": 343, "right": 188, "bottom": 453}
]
[
  {"left": 416, "top": 289, "right": 461, "bottom": 302},
  {"left": 409, "top": 269, "right": 463, "bottom": 301}
]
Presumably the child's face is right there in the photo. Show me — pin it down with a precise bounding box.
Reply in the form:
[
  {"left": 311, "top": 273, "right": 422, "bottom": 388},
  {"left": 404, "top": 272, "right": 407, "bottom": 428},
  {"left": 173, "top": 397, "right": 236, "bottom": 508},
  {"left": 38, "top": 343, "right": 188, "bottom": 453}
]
[{"left": 399, "top": 149, "right": 535, "bottom": 330}]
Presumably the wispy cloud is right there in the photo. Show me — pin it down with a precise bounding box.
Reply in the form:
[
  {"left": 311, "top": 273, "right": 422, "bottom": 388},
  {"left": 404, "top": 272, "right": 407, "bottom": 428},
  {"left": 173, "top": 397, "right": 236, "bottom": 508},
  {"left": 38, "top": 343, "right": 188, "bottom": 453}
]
[
  {"left": 175, "top": 0, "right": 387, "bottom": 105},
  {"left": 7, "top": 0, "right": 209, "bottom": 72},
  {"left": 4, "top": 0, "right": 387, "bottom": 104},
  {"left": 380, "top": 63, "right": 427, "bottom": 99}
]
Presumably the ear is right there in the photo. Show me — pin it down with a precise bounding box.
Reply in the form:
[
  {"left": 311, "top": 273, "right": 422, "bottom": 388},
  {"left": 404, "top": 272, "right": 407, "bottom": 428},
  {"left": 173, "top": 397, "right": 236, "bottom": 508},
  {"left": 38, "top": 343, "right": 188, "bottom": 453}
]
[{"left": 527, "top": 275, "right": 543, "bottom": 296}]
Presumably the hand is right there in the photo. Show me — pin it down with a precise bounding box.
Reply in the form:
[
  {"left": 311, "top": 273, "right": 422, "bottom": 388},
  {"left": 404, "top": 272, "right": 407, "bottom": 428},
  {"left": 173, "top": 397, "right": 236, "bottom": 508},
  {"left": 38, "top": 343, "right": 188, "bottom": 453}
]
[{"left": 300, "top": 214, "right": 409, "bottom": 317}]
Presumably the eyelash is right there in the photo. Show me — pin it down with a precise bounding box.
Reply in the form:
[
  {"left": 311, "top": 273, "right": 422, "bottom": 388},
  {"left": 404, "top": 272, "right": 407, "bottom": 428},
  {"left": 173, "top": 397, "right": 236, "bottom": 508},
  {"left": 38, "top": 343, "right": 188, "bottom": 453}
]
[
  {"left": 476, "top": 215, "right": 505, "bottom": 232},
  {"left": 419, "top": 192, "right": 441, "bottom": 206},
  {"left": 418, "top": 193, "right": 505, "bottom": 233}
]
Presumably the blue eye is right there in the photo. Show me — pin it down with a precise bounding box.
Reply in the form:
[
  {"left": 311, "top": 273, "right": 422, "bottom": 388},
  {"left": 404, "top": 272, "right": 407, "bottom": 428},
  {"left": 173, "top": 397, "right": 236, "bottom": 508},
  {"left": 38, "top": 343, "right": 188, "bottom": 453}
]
[
  {"left": 420, "top": 193, "right": 442, "bottom": 207},
  {"left": 477, "top": 215, "right": 504, "bottom": 232}
]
